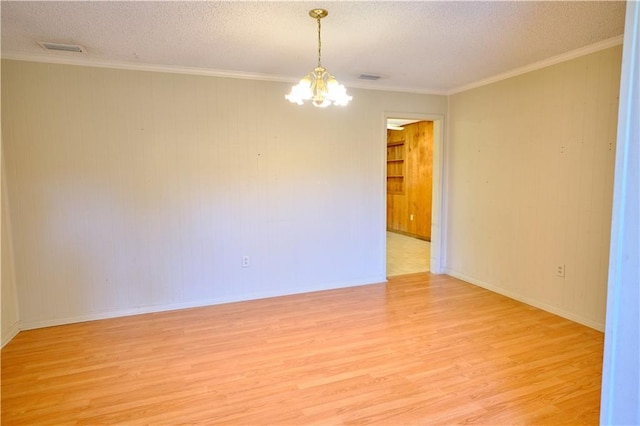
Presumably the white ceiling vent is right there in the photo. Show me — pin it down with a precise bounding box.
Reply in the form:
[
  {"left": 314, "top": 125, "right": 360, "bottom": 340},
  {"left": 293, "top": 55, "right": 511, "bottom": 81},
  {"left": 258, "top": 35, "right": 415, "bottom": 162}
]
[
  {"left": 358, "top": 73, "right": 381, "bottom": 81},
  {"left": 37, "top": 41, "right": 87, "bottom": 53}
]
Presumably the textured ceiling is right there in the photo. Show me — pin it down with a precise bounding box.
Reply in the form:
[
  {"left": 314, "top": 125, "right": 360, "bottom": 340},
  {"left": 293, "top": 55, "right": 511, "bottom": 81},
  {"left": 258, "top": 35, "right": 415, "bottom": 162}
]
[{"left": 0, "top": 1, "right": 627, "bottom": 94}]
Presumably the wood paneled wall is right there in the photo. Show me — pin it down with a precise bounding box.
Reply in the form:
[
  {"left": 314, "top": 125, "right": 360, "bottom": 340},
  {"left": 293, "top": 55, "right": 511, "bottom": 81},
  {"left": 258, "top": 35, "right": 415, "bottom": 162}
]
[
  {"left": 387, "top": 121, "right": 433, "bottom": 240},
  {"left": 448, "top": 45, "right": 622, "bottom": 330}
]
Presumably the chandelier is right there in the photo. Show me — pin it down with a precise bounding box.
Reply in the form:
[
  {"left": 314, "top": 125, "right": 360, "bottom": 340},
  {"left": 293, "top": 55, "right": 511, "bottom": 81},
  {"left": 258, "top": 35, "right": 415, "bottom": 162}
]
[{"left": 285, "top": 9, "right": 352, "bottom": 108}]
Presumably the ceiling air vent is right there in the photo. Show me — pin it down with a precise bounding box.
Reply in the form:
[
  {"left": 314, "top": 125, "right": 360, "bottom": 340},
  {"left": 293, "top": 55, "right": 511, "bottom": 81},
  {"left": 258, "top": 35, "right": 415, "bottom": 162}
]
[
  {"left": 358, "top": 73, "right": 381, "bottom": 81},
  {"left": 37, "top": 41, "right": 87, "bottom": 53}
]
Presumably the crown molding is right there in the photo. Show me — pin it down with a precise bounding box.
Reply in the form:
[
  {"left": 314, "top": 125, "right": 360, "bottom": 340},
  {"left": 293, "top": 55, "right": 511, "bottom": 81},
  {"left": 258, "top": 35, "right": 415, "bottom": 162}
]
[
  {"left": 1, "top": 50, "right": 449, "bottom": 96},
  {"left": 447, "top": 35, "right": 624, "bottom": 95},
  {"left": 2, "top": 34, "right": 624, "bottom": 98},
  {"left": 0, "top": 51, "right": 297, "bottom": 84}
]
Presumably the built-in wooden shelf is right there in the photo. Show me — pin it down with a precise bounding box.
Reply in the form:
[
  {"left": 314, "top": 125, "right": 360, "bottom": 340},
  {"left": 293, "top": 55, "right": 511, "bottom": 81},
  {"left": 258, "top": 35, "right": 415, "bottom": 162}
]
[{"left": 387, "top": 140, "right": 405, "bottom": 194}]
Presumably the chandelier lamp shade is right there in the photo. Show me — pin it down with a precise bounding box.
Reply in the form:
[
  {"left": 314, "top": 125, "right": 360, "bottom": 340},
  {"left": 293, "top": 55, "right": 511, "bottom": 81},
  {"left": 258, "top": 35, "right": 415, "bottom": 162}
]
[{"left": 285, "top": 9, "right": 353, "bottom": 107}]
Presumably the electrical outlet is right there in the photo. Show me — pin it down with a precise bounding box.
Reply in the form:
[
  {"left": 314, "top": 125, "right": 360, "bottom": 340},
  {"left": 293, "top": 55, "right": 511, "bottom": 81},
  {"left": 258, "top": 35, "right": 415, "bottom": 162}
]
[
  {"left": 242, "top": 256, "right": 250, "bottom": 268},
  {"left": 410, "top": 214, "right": 414, "bottom": 221},
  {"left": 556, "top": 264, "right": 565, "bottom": 278}
]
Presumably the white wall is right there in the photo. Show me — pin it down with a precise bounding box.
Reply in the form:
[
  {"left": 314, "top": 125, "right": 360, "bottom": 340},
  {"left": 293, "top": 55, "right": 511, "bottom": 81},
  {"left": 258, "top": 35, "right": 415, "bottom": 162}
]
[
  {"left": 601, "top": 1, "right": 640, "bottom": 422},
  {"left": 447, "top": 45, "right": 622, "bottom": 330},
  {"left": 1, "top": 59, "right": 447, "bottom": 329},
  {"left": 2, "top": 136, "right": 21, "bottom": 345}
]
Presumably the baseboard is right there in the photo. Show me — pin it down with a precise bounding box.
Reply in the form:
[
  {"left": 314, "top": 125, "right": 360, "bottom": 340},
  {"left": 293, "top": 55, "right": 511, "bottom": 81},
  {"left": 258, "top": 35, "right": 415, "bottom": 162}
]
[
  {"left": 1, "top": 321, "right": 21, "bottom": 348},
  {"left": 386, "top": 229, "right": 431, "bottom": 242},
  {"left": 18, "top": 275, "right": 388, "bottom": 331},
  {"left": 446, "top": 270, "right": 605, "bottom": 332}
]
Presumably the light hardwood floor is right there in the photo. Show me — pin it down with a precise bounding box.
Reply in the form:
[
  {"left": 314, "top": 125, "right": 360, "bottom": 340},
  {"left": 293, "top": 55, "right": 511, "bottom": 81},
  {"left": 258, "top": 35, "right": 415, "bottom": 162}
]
[{"left": 1, "top": 274, "right": 603, "bottom": 425}]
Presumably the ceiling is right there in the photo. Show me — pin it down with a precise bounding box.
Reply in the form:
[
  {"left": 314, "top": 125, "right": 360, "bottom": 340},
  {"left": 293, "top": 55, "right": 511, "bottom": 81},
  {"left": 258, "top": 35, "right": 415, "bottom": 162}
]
[
  {"left": 0, "top": 1, "right": 627, "bottom": 95},
  {"left": 387, "top": 118, "right": 421, "bottom": 130}
]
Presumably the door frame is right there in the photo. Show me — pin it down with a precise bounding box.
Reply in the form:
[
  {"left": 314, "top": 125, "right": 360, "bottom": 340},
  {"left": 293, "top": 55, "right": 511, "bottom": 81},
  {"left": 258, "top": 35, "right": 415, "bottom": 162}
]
[{"left": 383, "top": 112, "right": 447, "bottom": 274}]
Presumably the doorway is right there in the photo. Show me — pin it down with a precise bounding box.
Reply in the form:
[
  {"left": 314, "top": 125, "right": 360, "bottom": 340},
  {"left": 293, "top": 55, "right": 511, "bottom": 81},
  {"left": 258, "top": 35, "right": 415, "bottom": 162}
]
[{"left": 384, "top": 113, "right": 445, "bottom": 277}]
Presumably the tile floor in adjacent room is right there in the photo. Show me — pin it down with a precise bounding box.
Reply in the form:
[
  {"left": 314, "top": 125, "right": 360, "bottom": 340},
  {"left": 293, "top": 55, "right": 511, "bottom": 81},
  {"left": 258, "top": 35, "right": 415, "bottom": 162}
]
[{"left": 386, "top": 231, "right": 430, "bottom": 276}]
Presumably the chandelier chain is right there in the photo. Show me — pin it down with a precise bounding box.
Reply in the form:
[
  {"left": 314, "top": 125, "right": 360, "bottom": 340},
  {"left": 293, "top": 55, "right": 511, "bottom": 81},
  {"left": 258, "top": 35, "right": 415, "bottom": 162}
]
[{"left": 317, "top": 16, "right": 322, "bottom": 67}]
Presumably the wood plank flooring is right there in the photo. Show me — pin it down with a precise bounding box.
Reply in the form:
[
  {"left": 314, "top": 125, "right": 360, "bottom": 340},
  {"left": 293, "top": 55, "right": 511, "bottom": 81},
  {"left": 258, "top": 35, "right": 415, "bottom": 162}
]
[{"left": 1, "top": 273, "right": 604, "bottom": 425}]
